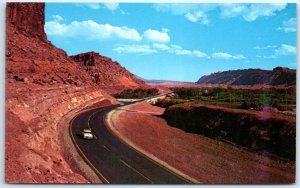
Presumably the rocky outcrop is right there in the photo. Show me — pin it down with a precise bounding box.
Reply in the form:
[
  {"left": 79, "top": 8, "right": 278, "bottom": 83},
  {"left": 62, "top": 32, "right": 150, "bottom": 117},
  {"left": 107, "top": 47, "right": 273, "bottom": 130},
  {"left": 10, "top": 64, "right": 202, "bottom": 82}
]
[
  {"left": 197, "top": 67, "right": 296, "bottom": 86},
  {"left": 7, "top": 3, "right": 47, "bottom": 41},
  {"left": 5, "top": 2, "right": 145, "bottom": 183},
  {"left": 6, "top": 85, "right": 117, "bottom": 183},
  {"left": 6, "top": 3, "right": 145, "bottom": 92},
  {"left": 6, "top": 3, "right": 96, "bottom": 88},
  {"left": 71, "top": 52, "right": 146, "bottom": 93}
]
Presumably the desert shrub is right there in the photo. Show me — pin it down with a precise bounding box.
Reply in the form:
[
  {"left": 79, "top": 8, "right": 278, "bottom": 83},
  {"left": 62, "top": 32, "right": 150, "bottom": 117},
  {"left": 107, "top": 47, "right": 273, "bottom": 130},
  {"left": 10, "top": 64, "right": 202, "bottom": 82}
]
[{"left": 154, "top": 98, "right": 182, "bottom": 108}]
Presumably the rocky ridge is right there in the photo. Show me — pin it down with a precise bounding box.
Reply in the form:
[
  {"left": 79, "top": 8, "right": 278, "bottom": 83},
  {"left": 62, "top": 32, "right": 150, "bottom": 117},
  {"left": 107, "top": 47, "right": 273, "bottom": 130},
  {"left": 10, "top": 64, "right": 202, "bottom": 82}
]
[
  {"left": 197, "top": 67, "right": 296, "bottom": 86},
  {"left": 5, "top": 3, "right": 144, "bottom": 183},
  {"left": 71, "top": 52, "right": 146, "bottom": 93}
]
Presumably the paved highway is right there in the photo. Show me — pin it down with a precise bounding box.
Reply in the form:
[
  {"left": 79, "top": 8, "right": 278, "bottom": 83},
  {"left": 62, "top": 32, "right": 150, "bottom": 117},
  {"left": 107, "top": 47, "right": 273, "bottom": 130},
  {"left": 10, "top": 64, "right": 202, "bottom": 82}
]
[{"left": 69, "top": 102, "right": 191, "bottom": 184}]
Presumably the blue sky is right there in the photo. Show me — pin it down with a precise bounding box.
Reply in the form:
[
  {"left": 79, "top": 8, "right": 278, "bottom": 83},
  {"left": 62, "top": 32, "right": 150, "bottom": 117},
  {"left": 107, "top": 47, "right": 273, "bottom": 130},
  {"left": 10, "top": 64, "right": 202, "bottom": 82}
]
[{"left": 45, "top": 3, "right": 296, "bottom": 82}]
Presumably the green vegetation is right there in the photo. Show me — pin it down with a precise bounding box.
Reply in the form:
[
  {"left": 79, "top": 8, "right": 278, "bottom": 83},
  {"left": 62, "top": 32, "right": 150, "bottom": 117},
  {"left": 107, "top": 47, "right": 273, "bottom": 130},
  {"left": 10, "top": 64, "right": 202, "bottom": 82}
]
[
  {"left": 156, "top": 87, "right": 296, "bottom": 160},
  {"left": 163, "top": 105, "right": 296, "bottom": 160},
  {"left": 113, "top": 88, "right": 159, "bottom": 99},
  {"left": 158, "top": 87, "right": 296, "bottom": 111}
]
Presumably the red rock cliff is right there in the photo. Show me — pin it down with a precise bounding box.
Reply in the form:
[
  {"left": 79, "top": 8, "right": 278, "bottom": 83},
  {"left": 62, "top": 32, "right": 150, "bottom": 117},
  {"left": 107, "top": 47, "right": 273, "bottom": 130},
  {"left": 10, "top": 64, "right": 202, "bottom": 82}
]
[
  {"left": 6, "top": 3, "right": 150, "bottom": 183},
  {"left": 5, "top": 3, "right": 120, "bottom": 183},
  {"left": 7, "top": 3, "right": 47, "bottom": 41}
]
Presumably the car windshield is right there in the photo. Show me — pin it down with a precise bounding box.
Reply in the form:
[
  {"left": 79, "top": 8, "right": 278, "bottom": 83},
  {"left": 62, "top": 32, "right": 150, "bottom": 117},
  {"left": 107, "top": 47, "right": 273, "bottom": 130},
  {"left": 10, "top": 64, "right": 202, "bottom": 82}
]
[{"left": 83, "top": 129, "right": 91, "bottom": 133}]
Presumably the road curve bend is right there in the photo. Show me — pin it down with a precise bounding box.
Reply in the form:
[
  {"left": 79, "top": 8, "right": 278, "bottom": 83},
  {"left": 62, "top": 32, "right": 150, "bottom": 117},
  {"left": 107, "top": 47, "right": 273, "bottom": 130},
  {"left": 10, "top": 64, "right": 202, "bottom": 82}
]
[{"left": 69, "top": 103, "right": 191, "bottom": 184}]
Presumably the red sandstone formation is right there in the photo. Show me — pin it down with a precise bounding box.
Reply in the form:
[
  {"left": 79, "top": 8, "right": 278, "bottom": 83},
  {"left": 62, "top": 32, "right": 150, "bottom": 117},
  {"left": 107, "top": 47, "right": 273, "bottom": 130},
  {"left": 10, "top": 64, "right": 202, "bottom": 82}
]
[
  {"left": 71, "top": 52, "right": 146, "bottom": 93},
  {"left": 7, "top": 3, "right": 47, "bottom": 41},
  {"left": 5, "top": 2, "right": 145, "bottom": 183}
]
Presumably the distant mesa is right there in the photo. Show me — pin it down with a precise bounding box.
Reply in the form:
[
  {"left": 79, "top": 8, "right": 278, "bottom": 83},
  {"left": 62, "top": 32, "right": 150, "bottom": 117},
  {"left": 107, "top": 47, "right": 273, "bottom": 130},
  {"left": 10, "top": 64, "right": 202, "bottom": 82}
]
[{"left": 197, "top": 67, "right": 296, "bottom": 86}]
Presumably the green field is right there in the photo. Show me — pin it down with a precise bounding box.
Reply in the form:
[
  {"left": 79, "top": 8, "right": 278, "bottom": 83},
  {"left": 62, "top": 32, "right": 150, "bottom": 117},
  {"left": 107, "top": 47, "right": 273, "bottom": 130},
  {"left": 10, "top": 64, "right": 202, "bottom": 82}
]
[
  {"left": 158, "top": 87, "right": 296, "bottom": 111},
  {"left": 113, "top": 88, "right": 159, "bottom": 99}
]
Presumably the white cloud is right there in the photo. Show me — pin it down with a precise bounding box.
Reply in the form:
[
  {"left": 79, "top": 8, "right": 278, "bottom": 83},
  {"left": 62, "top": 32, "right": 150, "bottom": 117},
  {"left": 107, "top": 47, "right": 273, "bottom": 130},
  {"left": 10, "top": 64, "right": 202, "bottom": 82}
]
[
  {"left": 212, "top": 52, "right": 246, "bottom": 60},
  {"left": 193, "top": 50, "right": 209, "bottom": 58},
  {"left": 76, "top": 3, "right": 119, "bottom": 12},
  {"left": 45, "top": 18, "right": 142, "bottom": 41},
  {"left": 118, "top": 43, "right": 208, "bottom": 58},
  {"left": 185, "top": 11, "right": 209, "bottom": 24},
  {"left": 152, "top": 43, "right": 170, "bottom": 50},
  {"left": 114, "top": 44, "right": 157, "bottom": 54},
  {"left": 153, "top": 4, "right": 214, "bottom": 24},
  {"left": 44, "top": 21, "right": 67, "bottom": 35},
  {"left": 243, "top": 4, "right": 287, "bottom": 21},
  {"left": 159, "top": 44, "right": 209, "bottom": 58},
  {"left": 220, "top": 4, "right": 246, "bottom": 18},
  {"left": 103, "top": 3, "right": 119, "bottom": 11},
  {"left": 275, "top": 44, "right": 296, "bottom": 55},
  {"left": 87, "top": 3, "right": 101, "bottom": 10},
  {"left": 153, "top": 3, "right": 287, "bottom": 23},
  {"left": 153, "top": 3, "right": 216, "bottom": 15},
  {"left": 143, "top": 29, "right": 170, "bottom": 43},
  {"left": 256, "top": 55, "right": 277, "bottom": 59},
  {"left": 254, "top": 45, "right": 277, "bottom": 50},
  {"left": 277, "top": 18, "right": 296, "bottom": 32},
  {"left": 220, "top": 4, "right": 287, "bottom": 21},
  {"left": 52, "top": 15, "right": 63, "bottom": 22},
  {"left": 256, "top": 44, "right": 296, "bottom": 59}
]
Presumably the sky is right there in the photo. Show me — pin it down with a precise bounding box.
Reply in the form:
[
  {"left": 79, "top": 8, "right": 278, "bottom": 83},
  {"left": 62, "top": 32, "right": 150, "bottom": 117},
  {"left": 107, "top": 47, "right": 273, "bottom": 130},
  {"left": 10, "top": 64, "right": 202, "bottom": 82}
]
[{"left": 45, "top": 3, "right": 297, "bottom": 82}]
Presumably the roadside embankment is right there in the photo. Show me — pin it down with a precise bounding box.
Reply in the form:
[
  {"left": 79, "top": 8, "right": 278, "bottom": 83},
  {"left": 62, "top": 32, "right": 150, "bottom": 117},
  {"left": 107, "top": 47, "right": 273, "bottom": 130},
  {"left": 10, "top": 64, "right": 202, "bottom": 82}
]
[
  {"left": 6, "top": 83, "right": 117, "bottom": 183},
  {"left": 108, "top": 101, "right": 295, "bottom": 184},
  {"left": 163, "top": 103, "right": 296, "bottom": 160}
]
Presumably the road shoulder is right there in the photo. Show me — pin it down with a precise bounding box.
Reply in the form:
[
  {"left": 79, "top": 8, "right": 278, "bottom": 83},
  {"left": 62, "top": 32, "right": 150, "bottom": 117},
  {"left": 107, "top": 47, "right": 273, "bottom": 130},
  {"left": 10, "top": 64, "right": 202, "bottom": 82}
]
[
  {"left": 106, "top": 102, "right": 200, "bottom": 183},
  {"left": 106, "top": 101, "right": 295, "bottom": 184}
]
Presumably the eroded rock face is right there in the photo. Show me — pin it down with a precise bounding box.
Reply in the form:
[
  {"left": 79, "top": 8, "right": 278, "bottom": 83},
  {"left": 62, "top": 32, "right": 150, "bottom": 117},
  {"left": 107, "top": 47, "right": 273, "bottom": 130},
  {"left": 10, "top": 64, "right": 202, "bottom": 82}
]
[
  {"left": 7, "top": 3, "right": 47, "bottom": 41},
  {"left": 6, "top": 3, "right": 146, "bottom": 93},
  {"left": 5, "top": 3, "right": 109, "bottom": 183},
  {"left": 71, "top": 52, "right": 146, "bottom": 92},
  {"left": 6, "top": 3, "right": 96, "bottom": 88},
  {"left": 5, "top": 2, "right": 143, "bottom": 183}
]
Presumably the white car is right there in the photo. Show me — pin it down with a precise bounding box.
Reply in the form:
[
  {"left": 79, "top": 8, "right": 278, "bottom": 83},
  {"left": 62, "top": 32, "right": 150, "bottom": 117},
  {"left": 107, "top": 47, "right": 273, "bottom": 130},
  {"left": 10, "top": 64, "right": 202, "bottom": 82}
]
[{"left": 82, "top": 128, "right": 94, "bottom": 140}]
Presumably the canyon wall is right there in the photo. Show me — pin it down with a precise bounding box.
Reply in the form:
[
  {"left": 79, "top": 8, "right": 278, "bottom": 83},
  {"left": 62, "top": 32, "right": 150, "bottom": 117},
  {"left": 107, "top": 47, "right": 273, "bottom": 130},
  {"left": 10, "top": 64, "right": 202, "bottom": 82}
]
[
  {"left": 5, "top": 3, "right": 144, "bottom": 183},
  {"left": 7, "top": 3, "right": 47, "bottom": 41}
]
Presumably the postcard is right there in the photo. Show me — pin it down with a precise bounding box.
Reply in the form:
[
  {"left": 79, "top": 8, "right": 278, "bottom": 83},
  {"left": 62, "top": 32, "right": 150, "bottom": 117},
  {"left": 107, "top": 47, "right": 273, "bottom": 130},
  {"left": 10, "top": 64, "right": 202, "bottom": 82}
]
[{"left": 5, "top": 2, "right": 296, "bottom": 184}]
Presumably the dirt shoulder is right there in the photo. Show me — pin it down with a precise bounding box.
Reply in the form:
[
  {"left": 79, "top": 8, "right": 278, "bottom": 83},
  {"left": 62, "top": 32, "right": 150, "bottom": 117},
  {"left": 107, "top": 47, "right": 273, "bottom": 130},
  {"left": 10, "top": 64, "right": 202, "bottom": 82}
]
[{"left": 107, "top": 102, "right": 295, "bottom": 184}]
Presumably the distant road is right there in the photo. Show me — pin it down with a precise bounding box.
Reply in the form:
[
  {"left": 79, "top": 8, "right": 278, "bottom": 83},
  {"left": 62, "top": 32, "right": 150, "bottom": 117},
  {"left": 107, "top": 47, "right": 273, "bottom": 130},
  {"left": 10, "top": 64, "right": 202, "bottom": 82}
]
[{"left": 69, "top": 95, "right": 190, "bottom": 184}]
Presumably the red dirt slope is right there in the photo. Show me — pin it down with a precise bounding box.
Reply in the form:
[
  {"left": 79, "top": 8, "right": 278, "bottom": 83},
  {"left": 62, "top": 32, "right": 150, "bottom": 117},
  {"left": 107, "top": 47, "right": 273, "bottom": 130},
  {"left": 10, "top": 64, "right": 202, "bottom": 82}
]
[
  {"left": 110, "top": 102, "right": 295, "bottom": 184},
  {"left": 71, "top": 52, "right": 146, "bottom": 93}
]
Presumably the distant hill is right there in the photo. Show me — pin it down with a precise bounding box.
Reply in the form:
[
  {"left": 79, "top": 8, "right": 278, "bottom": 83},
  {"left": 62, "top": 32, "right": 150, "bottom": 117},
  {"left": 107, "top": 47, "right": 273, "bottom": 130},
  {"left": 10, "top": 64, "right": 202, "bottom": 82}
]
[
  {"left": 135, "top": 76, "right": 198, "bottom": 88},
  {"left": 144, "top": 79, "right": 194, "bottom": 85},
  {"left": 197, "top": 67, "right": 296, "bottom": 86}
]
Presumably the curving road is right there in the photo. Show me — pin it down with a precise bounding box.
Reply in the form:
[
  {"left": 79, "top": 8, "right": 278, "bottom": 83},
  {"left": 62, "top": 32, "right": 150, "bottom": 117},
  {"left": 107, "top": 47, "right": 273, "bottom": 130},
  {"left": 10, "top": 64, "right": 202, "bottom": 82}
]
[{"left": 69, "top": 101, "right": 191, "bottom": 184}]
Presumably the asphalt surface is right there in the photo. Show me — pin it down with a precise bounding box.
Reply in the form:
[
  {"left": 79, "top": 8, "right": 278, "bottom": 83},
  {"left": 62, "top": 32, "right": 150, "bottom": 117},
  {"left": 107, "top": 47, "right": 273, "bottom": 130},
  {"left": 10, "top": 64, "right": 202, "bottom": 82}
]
[{"left": 70, "top": 103, "right": 191, "bottom": 184}]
